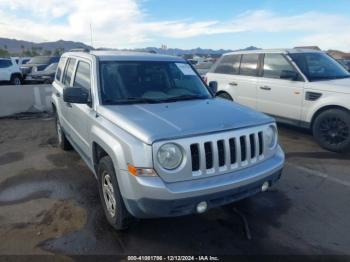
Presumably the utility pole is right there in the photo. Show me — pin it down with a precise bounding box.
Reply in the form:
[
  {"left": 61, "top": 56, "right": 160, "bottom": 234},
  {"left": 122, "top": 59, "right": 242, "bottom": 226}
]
[{"left": 90, "top": 23, "right": 94, "bottom": 48}]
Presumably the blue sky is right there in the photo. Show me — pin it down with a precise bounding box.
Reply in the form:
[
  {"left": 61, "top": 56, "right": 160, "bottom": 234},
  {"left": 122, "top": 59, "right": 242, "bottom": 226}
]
[{"left": 0, "top": 0, "right": 349, "bottom": 51}]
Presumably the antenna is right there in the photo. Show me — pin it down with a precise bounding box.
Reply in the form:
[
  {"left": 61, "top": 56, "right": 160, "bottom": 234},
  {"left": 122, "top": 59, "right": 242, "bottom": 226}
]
[{"left": 90, "top": 23, "right": 94, "bottom": 48}]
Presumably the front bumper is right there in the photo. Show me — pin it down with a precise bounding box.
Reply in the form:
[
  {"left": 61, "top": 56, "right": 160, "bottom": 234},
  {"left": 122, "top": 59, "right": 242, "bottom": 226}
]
[{"left": 119, "top": 146, "right": 284, "bottom": 218}]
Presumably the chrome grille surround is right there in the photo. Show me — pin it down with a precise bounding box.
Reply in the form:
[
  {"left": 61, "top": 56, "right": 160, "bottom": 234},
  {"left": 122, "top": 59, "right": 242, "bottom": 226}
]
[{"left": 152, "top": 123, "right": 278, "bottom": 183}]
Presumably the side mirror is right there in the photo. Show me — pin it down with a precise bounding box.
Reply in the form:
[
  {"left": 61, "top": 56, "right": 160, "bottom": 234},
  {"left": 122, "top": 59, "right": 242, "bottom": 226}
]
[
  {"left": 63, "top": 87, "right": 90, "bottom": 104},
  {"left": 208, "top": 81, "right": 218, "bottom": 94},
  {"left": 280, "top": 70, "right": 299, "bottom": 81}
]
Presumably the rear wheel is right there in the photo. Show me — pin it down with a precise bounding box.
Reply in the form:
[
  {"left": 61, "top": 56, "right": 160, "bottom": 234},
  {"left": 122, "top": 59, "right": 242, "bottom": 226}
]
[
  {"left": 10, "top": 74, "right": 22, "bottom": 85},
  {"left": 313, "top": 109, "right": 350, "bottom": 153},
  {"left": 98, "top": 156, "right": 133, "bottom": 230},
  {"left": 217, "top": 92, "right": 233, "bottom": 101}
]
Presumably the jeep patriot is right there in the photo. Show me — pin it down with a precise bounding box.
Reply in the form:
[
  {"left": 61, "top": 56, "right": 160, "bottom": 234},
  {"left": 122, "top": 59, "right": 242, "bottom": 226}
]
[{"left": 52, "top": 50, "right": 285, "bottom": 230}]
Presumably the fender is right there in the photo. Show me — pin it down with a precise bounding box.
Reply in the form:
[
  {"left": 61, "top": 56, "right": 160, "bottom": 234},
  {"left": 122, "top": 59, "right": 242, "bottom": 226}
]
[{"left": 302, "top": 92, "right": 350, "bottom": 124}]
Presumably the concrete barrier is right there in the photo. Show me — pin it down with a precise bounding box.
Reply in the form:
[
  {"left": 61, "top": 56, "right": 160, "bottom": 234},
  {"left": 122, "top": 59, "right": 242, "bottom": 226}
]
[{"left": 0, "top": 84, "right": 52, "bottom": 117}]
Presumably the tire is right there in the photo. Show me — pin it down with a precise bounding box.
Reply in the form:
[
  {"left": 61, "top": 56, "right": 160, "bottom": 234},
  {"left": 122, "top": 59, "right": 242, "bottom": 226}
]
[
  {"left": 313, "top": 109, "right": 350, "bottom": 153},
  {"left": 98, "top": 156, "right": 133, "bottom": 230},
  {"left": 55, "top": 115, "right": 72, "bottom": 151},
  {"left": 10, "top": 74, "right": 22, "bottom": 86},
  {"left": 217, "top": 92, "right": 233, "bottom": 101}
]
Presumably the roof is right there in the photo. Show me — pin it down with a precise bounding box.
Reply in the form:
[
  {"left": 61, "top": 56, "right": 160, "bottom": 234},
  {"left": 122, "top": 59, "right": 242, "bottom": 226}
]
[
  {"left": 222, "top": 48, "right": 323, "bottom": 56},
  {"left": 62, "top": 50, "right": 185, "bottom": 62},
  {"left": 294, "top": 46, "right": 321, "bottom": 51}
]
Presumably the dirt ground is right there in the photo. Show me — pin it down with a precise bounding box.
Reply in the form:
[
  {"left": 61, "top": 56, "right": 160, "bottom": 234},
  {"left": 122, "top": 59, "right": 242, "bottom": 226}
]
[{"left": 0, "top": 114, "right": 350, "bottom": 256}]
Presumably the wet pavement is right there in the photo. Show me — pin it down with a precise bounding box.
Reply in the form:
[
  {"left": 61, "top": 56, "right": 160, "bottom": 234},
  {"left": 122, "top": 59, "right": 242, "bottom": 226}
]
[{"left": 0, "top": 115, "right": 350, "bottom": 255}]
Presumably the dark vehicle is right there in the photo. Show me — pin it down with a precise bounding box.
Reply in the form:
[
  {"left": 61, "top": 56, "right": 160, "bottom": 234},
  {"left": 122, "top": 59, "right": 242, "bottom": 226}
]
[
  {"left": 25, "top": 63, "right": 58, "bottom": 84},
  {"left": 20, "top": 56, "right": 60, "bottom": 77}
]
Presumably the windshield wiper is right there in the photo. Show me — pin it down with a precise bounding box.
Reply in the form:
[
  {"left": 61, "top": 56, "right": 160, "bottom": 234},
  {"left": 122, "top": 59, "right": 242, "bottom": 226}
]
[
  {"left": 311, "top": 75, "right": 350, "bottom": 81},
  {"left": 103, "top": 97, "right": 160, "bottom": 104},
  {"left": 158, "top": 94, "right": 209, "bottom": 103}
]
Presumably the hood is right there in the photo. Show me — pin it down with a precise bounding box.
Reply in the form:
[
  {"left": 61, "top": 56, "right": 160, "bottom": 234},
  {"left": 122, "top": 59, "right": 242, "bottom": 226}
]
[
  {"left": 97, "top": 98, "right": 273, "bottom": 144},
  {"left": 21, "top": 63, "right": 47, "bottom": 68},
  {"left": 30, "top": 70, "right": 55, "bottom": 77},
  {"left": 307, "top": 78, "right": 350, "bottom": 94}
]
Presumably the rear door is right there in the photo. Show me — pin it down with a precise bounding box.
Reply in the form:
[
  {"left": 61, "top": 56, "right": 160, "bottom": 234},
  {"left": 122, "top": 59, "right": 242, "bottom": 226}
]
[
  {"left": 206, "top": 54, "right": 241, "bottom": 100},
  {"left": 233, "top": 53, "right": 260, "bottom": 109},
  {"left": 57, "top": 57, "right": 76, "bottom": 131},
  {"left": 52, "top": 57, "right": 67, "bottom": 119},
  {"left": 257, "top": 53, "right": 304, "bottom": 121}
]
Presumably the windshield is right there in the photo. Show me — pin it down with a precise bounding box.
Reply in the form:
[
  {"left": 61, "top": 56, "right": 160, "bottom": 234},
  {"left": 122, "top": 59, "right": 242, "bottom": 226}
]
[
  {"left": 45, "top": 63, "right": 58, "bottom": 71},
  {"left": 28, "top": 56, "right": 51, "bottom": 64},
  {"left": 99, "top": 61, "right": 212, "bottom": 104},
  {"left": 289, "top": 52, "right": 350, "bottom": 81}
]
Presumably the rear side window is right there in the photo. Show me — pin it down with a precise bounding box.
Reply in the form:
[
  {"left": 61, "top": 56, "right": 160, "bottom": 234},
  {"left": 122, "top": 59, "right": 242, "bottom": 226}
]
[
  {"left": 214, "top": 55, "right": 241, "bottom": 75},
  {"left": 55, "top": 57, "right": 67, "bottom": 82},
  {"left": 73, "top": 61, "right": 91, "bottom": 90},
  {"left": 0, "top": 59, "right": 12, "bottom": 68},
  {"left": 239, "top": 54, "right": 259, "bottom": 76},
  {"left": 62, "top": 58, "right": 76, "bottom": 86},
  {"left": 263, "top": 54, "right": 296, "bottom": 79}
]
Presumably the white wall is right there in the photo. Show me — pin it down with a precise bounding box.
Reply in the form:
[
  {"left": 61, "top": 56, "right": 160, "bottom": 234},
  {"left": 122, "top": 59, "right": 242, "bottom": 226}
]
[{"left": 0, "top": 84, "right": 52, "bottom": 117}]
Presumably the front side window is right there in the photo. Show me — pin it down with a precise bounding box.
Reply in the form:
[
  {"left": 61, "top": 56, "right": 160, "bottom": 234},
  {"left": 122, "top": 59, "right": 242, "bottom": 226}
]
[
  {"left": 99, "top": 61, "right": 212, "bottom": 104},
  {"left": 289, "top": 52, "right": 350, "bottom": 81},
  {"left": 62, "top": 58, "right": 76, "bottom": 86},
  {"left": 73, "top": 61, "right": 91, "bottom": 90},
  {"left": 263, "top": 54, "right": 297, "bottom": 79},
  {"left": 214, "top": 55, "right": 241, "bottom": 75},
  {"left": 239, "top": 54, "right": 259, "bottom": 76},
  {"left": 0, "top": 59, "right": 12, "bottom": 68}
]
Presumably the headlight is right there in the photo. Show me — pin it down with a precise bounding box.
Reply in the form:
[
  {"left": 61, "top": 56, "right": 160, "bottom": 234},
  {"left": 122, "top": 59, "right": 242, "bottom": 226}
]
[
  {"left": 264, "top": 125, "right": 277, "bottom": 149},
  {"left": 157, "top": 143, "right": 183, "bottom": 170}
]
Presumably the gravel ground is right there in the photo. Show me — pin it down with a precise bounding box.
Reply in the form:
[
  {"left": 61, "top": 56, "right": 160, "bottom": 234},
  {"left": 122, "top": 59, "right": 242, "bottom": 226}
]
[{"left": 0, "top": 115, "right": 349, "bottom": 256}]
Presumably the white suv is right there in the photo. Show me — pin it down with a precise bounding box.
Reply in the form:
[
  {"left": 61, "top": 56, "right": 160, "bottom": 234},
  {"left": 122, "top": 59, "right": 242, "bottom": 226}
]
[
  {"left": 206, "top": 49, "right": 350, "bottom": 152},
  {"left": 0, "top": 58, "right": 23, "bottom": 85}
]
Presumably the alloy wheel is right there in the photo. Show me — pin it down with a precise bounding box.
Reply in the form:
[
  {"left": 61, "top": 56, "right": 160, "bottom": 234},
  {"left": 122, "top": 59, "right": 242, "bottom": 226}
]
[
  {"left": 102, "top": 172, "right": 116, "bottom": 218},
  {"left": 319, "top": 117, "right": 349, "bottom": 145}
]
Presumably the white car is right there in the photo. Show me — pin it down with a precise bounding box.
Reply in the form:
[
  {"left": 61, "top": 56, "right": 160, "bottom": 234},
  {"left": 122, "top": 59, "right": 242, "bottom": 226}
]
[
  {"left": 0, "top": 58, "right": 23, "bottom": 85},
  {"left": 12, "top": 57, "right": 31, "bottom": 66},
  {"left": 206, "top": 49, "right": 350, "bottom": 152}
]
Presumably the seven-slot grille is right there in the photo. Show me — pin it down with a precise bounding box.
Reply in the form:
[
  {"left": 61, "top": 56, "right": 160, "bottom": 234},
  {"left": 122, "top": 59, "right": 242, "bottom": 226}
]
[{"left": 190, "top": 131, "right": 264, "bottom": 175}]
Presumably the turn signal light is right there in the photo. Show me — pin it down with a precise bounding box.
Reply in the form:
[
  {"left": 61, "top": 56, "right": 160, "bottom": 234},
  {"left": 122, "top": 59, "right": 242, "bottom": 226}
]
[{"left": 127, "top": 164, "right": 158, "bottom": 177}]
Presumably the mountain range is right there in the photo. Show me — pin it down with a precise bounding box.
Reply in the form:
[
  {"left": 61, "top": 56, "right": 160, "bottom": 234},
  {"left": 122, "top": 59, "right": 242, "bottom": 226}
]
[
  {"left": 0, "top": 38, "right": 92, "bottom": 54},
  {"left": 0, "top": 37, "right": 259, "bottom": 56}
]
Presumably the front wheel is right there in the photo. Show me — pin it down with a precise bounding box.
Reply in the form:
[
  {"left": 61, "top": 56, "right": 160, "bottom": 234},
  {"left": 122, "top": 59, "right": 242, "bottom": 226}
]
[
  {"left": 98, "top": 156, "right": 133, "bottom": 230},
  {"left": 313, "top": 109, "right": 350, "bottom": 153},
  {"left": 216, "top": 92, "right": 233, "bottom": 101},
  {"left": 11, "top": 74, "right": 22, "bottom": 85}
]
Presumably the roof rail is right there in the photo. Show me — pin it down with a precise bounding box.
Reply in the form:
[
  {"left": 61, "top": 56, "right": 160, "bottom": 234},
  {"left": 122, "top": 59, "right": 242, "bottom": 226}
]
[{"left": 69, "top": 48, "right": 90, "bottom": 53}]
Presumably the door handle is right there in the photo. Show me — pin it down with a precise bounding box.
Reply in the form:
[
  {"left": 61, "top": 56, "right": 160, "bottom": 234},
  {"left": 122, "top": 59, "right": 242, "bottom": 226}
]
[
  {"left": 229, "top": 82, "right": 238, "bottom": 86},
  {"left": 55, "top": 92, "right": 61, "bottom": 97},
  {"left": 260, "top": 86, "right": 271, "bottom": 91}
]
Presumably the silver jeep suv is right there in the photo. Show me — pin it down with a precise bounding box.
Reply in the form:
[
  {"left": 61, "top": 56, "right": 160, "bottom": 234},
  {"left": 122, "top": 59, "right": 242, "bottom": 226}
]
[{"left": 52, "top": 50, "right": 284, "bottom": 230}]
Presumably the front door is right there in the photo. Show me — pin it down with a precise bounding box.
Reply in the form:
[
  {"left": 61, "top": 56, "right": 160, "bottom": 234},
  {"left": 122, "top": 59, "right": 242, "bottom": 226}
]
[
  {"left": 0, "top": 59, "right": 12, "bottom": 81},
  {"left": 65, "top": 59, "right": 93, "bottom": 160}
]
